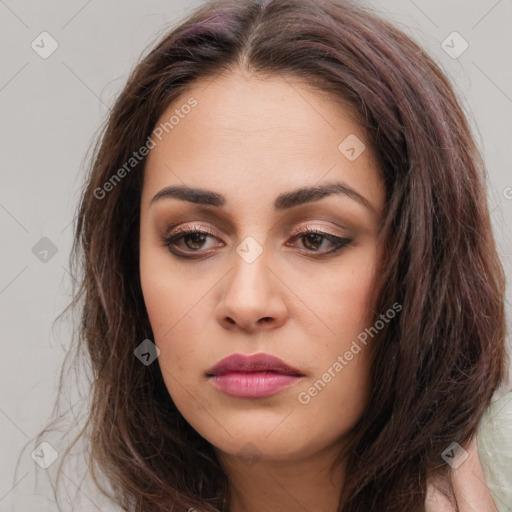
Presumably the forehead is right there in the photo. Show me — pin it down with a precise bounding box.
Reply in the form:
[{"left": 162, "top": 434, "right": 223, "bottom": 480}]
[{"left": 141, "top": 70, "right": 384, "bottom": 215}]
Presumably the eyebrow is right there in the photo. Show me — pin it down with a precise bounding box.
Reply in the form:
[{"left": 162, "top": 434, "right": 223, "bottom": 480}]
[{"left": 149, "top": 181, "right": 375, "bottom": 212}]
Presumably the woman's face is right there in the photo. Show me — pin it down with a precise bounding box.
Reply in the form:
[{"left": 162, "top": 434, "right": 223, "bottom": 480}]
[{"left": 139, "top": 69, "right": 385, "bottom": 463}]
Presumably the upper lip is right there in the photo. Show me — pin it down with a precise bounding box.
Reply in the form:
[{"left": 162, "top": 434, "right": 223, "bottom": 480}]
[{"left": 206, "top": 353, "right": 304, "bottom": 377}]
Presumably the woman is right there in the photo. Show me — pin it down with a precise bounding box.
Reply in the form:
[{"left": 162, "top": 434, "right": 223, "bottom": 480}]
[{"left": 33, "top": 0, "right": 509, "bottom": 510}]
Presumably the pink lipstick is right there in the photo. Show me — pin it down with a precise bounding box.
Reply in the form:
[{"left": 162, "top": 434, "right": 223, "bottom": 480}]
[{"left": 206, "top": 353, "right": 304, "bottom": 398}]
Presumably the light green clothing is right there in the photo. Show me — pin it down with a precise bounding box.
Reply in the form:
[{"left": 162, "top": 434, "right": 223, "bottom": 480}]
[{"left": 477, "top": 391, "right": 512, "bottom": 511}]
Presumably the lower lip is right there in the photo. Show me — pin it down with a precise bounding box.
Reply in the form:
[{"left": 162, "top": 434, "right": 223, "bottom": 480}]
[{"left": 209, "top": 371, "right": 302, "bottom": 398}]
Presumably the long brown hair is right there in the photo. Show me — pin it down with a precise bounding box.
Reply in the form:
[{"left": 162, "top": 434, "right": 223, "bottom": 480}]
[{"left": 27, "top": 0, "right": 508, "bottom": 510}]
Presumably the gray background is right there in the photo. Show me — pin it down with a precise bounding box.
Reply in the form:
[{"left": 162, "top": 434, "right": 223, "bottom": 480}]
[{"left": 1, "top": 0, "right": 511, "bottom": 510}]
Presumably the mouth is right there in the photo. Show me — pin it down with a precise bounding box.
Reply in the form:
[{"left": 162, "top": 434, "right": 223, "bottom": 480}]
[{"left": 206, "top": 352, "right": 304, "bottom": 398}]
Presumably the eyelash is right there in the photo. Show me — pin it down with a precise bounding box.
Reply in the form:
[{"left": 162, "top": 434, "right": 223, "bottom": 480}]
[{"left": 161, "top": 225, "right": 352, "bottom": 258}]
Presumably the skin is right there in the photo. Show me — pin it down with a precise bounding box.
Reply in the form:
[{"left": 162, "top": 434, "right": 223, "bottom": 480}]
[
  {"left": 138, "top": 68, "right": 497, "bottom": 511},
  {"left": 426, "top": 438, "right": 498, "bottom": 512}
]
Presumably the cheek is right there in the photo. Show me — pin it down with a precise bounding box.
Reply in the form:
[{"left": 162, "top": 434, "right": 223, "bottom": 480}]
[
  {"left": 141, "top": 280, "right": 195, "bottom": 370},
  {"left": 295, "top": 251, "right": 377, "bottom": 415},
  {"left": 139, "top": 243, "right": 199, "bottom": 341},
  {"left": 295, "top": 247, "right": 378, "bottom": 338},
  {"left": 139, "top": 253, "right": 211, "bottom": 407},
  {"left": 293, "top": 327, "right": 374, "bottom": 453},
  {"left": 139, "top": 255, "right": 188, "bottom": 381}
]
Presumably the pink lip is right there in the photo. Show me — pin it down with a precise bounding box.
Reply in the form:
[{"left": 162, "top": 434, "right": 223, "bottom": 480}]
[{"left": 206, "top": 353, "right": 304, "bottom": 398}]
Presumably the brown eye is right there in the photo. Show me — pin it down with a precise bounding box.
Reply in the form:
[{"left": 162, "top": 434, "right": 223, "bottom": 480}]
[
  {"left": 162, "top": 226, "right": 352, "bottom": 259},
  {"left": 181, "top": 232, "right": 208, "bottom": 250},
  {"left": 162, "top": 227, "right": 222, "bottom": 257},
  {"left": 302, "top": 232, "right": 324, "bottom": 251},
  {"left": 289, "top": 228, "right": 352, "bottom": 255}
]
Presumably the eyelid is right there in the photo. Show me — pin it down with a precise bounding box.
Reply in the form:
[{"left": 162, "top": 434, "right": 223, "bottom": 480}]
[
  {"left": 288, "top": 221, "right": 349, "bottom": 239},
  {"left": 162, "top": 220, "right": 353, "bottom": 259},
  {"left": 164, "top": 222, "right": 218, "bottom": 238},
  {"left": 164, "top": 220, "right": 349, "bottom": 241}
]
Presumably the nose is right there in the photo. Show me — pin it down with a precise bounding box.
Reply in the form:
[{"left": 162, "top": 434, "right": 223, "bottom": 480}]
[{"left": 215, "top": 248, "right": 288, "bottom": 333}]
